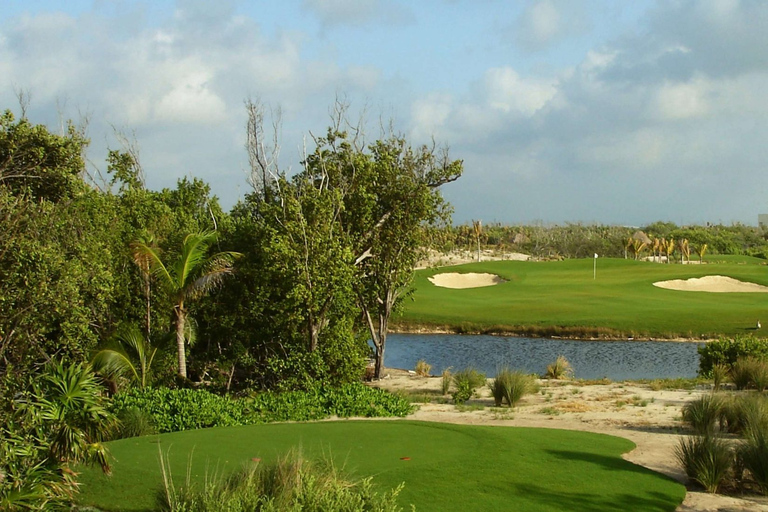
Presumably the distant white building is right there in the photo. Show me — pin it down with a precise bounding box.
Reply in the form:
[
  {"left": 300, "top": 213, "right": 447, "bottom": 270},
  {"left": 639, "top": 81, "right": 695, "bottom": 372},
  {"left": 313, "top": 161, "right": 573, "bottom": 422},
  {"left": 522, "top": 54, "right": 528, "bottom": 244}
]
[{"left": 760, "top": 214, "right": 768, "bottom": 229}]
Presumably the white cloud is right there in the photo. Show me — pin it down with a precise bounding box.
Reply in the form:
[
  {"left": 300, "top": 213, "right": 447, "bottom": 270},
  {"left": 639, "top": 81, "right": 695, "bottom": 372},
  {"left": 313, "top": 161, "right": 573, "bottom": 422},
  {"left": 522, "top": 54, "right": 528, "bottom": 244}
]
[
  {"left": 302, "top": 0, "right": 412, "bottom": 27},
  {"left": 652, "top": 78, "right": 710, "bottom": 120},
  {"left": 484, "top": 67, "right": 557, "bottom": 116},
  {"left": 155, "top": 68, "right": 227, "bottom": 124}
]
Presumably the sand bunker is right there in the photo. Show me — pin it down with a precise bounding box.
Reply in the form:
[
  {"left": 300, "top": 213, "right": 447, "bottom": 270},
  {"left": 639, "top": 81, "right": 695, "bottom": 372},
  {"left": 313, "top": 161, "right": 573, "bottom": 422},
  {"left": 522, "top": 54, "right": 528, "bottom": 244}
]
[
  {"left": 653, "top": 275, "right": 768, "bottom": 293},
  {"left": 428, "top": 272, "right": 505, "bottom": 289}
]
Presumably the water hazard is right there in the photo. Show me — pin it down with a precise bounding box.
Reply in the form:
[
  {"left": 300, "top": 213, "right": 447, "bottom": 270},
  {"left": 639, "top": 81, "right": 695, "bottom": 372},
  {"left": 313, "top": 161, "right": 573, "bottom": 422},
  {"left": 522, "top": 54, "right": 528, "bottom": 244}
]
[{"left": 383, "top": 334, "right": 703, "bottom": 381}]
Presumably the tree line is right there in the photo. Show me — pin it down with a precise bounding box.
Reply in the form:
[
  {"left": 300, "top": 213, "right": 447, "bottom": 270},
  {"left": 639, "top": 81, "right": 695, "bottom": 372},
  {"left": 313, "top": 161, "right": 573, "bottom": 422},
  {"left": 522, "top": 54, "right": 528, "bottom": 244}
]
[{"left": 0, "top": 102, "right": 462, "bottom": 399}]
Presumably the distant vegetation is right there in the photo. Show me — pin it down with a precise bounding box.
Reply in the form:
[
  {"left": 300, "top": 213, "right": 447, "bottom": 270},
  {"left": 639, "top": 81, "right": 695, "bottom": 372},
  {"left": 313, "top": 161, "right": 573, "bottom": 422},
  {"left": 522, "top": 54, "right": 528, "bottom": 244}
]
[{"left": 427, "top": 221, "right": 768, "bottom": 261}]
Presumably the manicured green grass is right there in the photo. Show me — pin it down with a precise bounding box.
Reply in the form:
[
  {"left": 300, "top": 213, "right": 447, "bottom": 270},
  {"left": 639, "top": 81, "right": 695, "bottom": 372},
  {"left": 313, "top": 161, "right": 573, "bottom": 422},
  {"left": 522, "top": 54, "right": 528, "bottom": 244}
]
[
  {"left": 77, "top": 421, "right": 684, "bottom": 512},
  {"left": 395, "top": 258, "right": 768, "bottom": 338}
]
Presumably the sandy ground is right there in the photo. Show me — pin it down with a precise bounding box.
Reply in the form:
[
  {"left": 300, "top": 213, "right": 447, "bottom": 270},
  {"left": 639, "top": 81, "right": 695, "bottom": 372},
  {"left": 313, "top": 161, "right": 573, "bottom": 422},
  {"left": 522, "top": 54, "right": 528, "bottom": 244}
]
[
  {"left": 416, "top": 249, "right": 530, "bottom": 269},
  {"left": 371, "top": 370, "right": 768, "bottom": 512},
  {"left": 654, "top": 276, "right": 768, "bottom": 293},
  {"left": 428, "top": 272, "right": 506, "bottom": 289}
]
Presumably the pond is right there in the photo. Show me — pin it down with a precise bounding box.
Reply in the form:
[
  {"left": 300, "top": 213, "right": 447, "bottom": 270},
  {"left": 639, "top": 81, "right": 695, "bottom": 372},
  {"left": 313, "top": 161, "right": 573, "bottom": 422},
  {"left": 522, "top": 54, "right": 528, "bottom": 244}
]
[{"left": 382, "top": 334, "right": 704, "bottom": 381}]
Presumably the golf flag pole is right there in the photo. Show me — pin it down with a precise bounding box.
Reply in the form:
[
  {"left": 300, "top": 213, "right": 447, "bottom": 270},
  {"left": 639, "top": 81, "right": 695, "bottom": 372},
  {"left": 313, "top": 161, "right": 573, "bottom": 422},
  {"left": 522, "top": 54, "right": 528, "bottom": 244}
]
[{"left": 594, "top": 253, "right": 598, "bottom": 280}]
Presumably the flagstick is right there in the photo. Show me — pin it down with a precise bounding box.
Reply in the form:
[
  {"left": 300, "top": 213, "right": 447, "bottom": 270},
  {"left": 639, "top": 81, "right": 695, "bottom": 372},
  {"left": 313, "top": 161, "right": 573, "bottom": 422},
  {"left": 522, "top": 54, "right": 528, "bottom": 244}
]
[{"left": 593, "top": 253, "right": 597, "bottom": 280}]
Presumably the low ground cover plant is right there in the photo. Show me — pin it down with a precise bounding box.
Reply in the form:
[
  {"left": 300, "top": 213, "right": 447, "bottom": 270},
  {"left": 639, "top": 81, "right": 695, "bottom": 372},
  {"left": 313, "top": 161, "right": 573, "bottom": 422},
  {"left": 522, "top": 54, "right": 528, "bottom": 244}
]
[{"left": 110, "top": 383, "right": 413, "bottom": 435}]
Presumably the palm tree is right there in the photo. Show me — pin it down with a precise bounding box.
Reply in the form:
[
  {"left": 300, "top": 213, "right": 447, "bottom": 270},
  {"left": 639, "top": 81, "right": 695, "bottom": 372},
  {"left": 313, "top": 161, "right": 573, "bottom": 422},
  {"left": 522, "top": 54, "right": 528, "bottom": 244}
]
[
  {"left": 133, "top": 231, "right": 240, "bottom": 379},
  {"left": 130, "top": 232, "right": 156, "bottom": 337},
  {"left": 91, "top": 323, "right": 158, "bottom": 392}
]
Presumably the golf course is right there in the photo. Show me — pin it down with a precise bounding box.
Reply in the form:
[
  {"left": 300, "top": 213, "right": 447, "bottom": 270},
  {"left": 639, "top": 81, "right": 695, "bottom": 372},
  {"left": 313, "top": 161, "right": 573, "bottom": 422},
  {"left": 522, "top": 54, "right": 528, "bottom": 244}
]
[
  {"left": 76, "top": 421, "right": 685, "bottom": 512},
  {"left": 394, "top": 257, "right": 768, "bottom": 338}
]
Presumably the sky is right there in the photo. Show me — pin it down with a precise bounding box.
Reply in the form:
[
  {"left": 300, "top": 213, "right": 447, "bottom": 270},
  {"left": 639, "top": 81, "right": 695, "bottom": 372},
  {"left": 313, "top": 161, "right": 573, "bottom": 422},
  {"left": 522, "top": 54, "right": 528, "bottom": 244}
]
[{"left": 2, "top": 0, "right": 767, "bottom": 226}]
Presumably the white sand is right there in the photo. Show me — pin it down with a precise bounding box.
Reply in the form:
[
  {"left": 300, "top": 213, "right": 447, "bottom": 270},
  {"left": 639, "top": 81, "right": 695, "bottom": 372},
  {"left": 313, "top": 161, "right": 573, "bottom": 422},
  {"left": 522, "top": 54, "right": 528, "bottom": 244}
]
[
  {"left": 428, "top": 272, "right": 505, "bottom": 289},
  {"left": 653, "top": 275, "right": 768, "bottom": 293}
]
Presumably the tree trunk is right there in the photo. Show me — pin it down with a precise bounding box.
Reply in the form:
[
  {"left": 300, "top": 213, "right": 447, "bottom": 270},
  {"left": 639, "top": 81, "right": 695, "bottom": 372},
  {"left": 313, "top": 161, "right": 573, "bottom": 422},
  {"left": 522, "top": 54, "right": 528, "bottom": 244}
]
[{"left": 175, "top": 305, "right": 187, "bottom": 379}]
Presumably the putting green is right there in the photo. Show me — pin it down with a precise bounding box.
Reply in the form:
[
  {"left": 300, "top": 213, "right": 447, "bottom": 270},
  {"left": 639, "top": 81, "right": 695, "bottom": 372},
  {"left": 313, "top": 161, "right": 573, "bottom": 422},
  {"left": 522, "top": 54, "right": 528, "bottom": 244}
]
[
  {"left": 396, "top": 258, "right": 768, "bottom": 337},
  {"left": 77, "top": 421, "right": 684, "bottom": 511}
]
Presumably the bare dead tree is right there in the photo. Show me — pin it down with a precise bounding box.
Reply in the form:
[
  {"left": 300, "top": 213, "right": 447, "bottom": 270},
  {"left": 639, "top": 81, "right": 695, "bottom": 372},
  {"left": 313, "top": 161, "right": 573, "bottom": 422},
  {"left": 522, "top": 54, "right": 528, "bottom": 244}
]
[{"left": 245, "top": 98, "right": 282, "bottom": 202}]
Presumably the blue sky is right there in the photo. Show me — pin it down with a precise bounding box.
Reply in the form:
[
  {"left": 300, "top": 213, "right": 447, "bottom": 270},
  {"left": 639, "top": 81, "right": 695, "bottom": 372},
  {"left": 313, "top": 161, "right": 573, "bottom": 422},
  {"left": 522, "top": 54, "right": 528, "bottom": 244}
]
[{"left": 2, "top": 0, "right": 767, "bottom": 225}]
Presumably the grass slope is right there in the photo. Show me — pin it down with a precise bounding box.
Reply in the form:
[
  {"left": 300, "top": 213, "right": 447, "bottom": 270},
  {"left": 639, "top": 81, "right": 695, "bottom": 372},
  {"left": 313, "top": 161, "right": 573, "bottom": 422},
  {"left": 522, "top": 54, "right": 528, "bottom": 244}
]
[
  {"left": 395, "top": 258, "right": 768, "bottom": 338},
  {"left": 77, "top": 421, "right": 684, "bottom": 512}
]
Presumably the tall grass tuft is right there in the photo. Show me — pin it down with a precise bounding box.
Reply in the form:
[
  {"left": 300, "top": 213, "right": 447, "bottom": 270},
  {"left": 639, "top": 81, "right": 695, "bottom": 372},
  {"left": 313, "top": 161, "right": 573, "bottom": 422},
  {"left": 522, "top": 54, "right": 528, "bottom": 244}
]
[
  {"left": 682, "top": 394, "right": 726, "bottom": 435},
  {"left": 159, "top": 447, "right": 405, "bottom": 511},
  {"left": 711, "top": 363, "right": 729, "bottom": 392},
  {"left": 738, "top": 428, "right": 768, "bottom": 495},
  {"left": 115, "top": 406, "right": 157, "bottom": 439},
  {"left": 721, "top": 394, "right": 768, "bottom": 435},
  {"left": 441, "top": 367, "right": 453, "bottom": 395},
  {"left": 675, "top": 435, "right": 733, "bottom": 493},
  {"left": 545, "top": 355, "right": 574, "bottom": 380},
  {"left": 414, "top": 359, "right": 432, "bottom": 377},
  {"left": 731, "top": 357, "right": 760, "bottom": 390},
  {"left": 490, "top": 367, "right": 537, "bottom": 407},
  {"left": 452, "top": 367, "right": 486, "bottom": 404}
]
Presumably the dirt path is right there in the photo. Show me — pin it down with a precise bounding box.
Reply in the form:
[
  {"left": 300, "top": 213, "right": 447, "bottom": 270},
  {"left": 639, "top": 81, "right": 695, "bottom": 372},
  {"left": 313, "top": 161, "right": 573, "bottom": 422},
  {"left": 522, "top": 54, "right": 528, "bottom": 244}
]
[{"left": 372, "top": 370, "right": 768, "bottom": 512}]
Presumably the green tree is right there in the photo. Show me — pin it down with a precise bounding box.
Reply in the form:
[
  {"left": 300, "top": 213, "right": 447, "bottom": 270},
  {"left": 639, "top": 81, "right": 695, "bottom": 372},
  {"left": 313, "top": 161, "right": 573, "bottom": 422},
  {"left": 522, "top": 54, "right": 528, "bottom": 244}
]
[
  {"left": 133, "top": 231, "right": 240, "bottom": 379},
  {"left": 303, "top": 129, "right": 462, "bottom": 378},
  {"left": 91, "top": 323, "right": 158, "bottom": 392}
]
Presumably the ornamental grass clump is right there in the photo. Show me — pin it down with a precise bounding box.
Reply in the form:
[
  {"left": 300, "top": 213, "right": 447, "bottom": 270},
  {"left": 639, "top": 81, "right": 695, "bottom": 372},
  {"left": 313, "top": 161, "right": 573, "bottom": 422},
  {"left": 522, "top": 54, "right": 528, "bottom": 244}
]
[
  {"left": 738, "top": 428, "right": 768, "bottom": 495},
  {"left": 545, "top": 355, "right": 574, "bottom": 380},
  {"left": 730, "top": 357, "right": 764, "bottom": 390},
  {"left": 441, "top": 367, "right": 453, "bottom": 395},
  {"left": 490, "top": 367, "right": 536, "bottom": 407},
  {"left": 721, "top": 394, "right": 768, "bottom": 435},
  {"left": 415, "top": 359, "right": 432, "bottom": 377},
  {"left": 159, "top": 448, "right": 405, "bottom": 512},
  {"left": 682, "top": 394, "right": 726, "bottom": 435},
  {"left": 675, "top": 434, "right": 733, "bottom": 493},
  {"left": 452, "top": 367, "right": 486, "bottom": 404},
  {"left": 711, "top": 363, "right": 729, "bottom": 392}
]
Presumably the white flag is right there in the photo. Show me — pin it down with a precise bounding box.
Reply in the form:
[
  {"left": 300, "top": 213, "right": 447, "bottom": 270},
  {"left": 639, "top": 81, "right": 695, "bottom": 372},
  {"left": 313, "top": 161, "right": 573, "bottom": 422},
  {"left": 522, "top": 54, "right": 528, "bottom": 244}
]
[{"left": 594, "top": 253, "right": 598, "bottom": 258}]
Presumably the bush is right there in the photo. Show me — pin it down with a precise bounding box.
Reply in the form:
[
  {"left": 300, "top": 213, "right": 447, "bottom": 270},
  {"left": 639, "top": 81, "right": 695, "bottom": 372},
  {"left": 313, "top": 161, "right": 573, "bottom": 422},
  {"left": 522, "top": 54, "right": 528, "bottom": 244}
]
[
  {"left": 682, "top": 394, "right": 726, "bottom": 435},
  {"left": 451, "top": 368, "right": 486, "bottom": 405},
  {"left": 159, "top": 448, "right": 406, "bottom": 512},
  {"left": 490, "top": 368, "right": 536, "bottom": 407},
  {"left": 545, "top": 355, "right": 574, "bottom": 380},
  {"left": 112, "top": 384, "right": 414, "bottom": 434},
  {"left": 699, "top": 336, "right": 768, "bottom": 377},
  {"left": 675, "top": 434, "right": 733, "bottom": 493}
]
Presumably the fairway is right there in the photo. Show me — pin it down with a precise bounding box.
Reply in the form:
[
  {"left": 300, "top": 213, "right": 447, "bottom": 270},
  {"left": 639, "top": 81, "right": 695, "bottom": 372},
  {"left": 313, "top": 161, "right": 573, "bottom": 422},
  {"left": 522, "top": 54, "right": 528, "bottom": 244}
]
[
  {"left": 77, "top": 421, "right": 684, "bottom": 512},
  {"left": 396, "top": 258, "right": 768, "bottom": 338}
]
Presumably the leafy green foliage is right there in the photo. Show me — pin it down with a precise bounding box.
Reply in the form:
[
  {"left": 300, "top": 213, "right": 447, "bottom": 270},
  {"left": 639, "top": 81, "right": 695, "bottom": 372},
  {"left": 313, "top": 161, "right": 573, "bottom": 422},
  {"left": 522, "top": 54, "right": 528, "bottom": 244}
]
[
  {"left": 110, "top": 384, "right": 413, "bottom": 434},
  {"left": 0, "top": 362, "right": 116, "bottom": 510},
  {"left": 698, "top": 336, "right": 768, "bottom": 378},
  {"left": 451, "top": 368, "right": 486, "bottom": 404}
]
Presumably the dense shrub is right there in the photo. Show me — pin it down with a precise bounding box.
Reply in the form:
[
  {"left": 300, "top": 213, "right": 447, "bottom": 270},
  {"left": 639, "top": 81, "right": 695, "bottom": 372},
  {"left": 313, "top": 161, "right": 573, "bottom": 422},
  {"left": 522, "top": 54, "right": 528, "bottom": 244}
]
[
  {"left": 111, "top": 383, "right": 413, "bottom": 434},
  {"left": 159, "top": 449, "right": 406, "bottom": 512},
  {"left": 698, "top": 336, "right": 768, "bottom": 377}
]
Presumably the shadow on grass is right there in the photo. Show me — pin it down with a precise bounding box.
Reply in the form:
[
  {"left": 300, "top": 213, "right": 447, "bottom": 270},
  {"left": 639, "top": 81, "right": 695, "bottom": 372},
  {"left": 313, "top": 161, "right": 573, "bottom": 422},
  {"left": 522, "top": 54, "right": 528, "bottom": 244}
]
[{"left": 510, "top": 482, "right": 680, "bottom": 512}]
